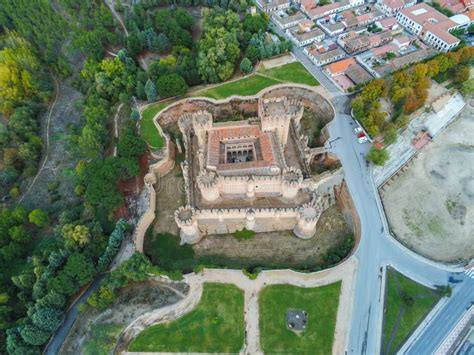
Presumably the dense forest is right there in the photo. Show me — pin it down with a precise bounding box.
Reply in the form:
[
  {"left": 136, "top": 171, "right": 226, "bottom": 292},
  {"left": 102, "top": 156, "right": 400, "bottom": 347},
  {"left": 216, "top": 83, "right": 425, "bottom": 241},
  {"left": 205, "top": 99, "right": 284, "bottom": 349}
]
[{"left": 0, "top": 0, "right": 293, "bottom": 352}]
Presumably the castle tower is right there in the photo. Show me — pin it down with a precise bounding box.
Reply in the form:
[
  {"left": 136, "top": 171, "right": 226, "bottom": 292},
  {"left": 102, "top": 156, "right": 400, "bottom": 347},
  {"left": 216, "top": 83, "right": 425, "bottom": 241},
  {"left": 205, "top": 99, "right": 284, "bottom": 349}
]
[
  {"left": 192, "top": 110, "right": 213, "bottom": 149},
  {"left": 174, "top": 206, "right": 201, "bottom": 244},
  {"left": 259, "top": 97, "right": 293, "bottom": 146},
  {"left": 282, "top": 167, "right": 303, "bottom": 200},
  {"left": 245, "top": 208, "right": 256, "bottom": 230},
  {"left": 293, "top": 200, "right": 321, "bottom": 239},
  {"left": 246, "top": 176, "right": 255, "bottom": 198},
  {"left": 197, "top": 170, "right": 220, "bottom": 202}
]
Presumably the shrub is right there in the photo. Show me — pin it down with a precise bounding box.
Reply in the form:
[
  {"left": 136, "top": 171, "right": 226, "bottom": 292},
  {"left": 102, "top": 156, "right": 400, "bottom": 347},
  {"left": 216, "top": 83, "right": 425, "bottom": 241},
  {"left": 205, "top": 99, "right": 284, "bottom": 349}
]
[
  {"left": 401, "top": 292, "right": 415, "bottom": 307},
  {"left": 146, "top": 232, "right": 196, "bottom": 272},
  {"left": 28, "top": 209, "right": 49, "bottom": 227},
  {"left": 233, "top": 228, "right": 255, "bottom": 240},
  {"left": 242, "top": 268, "right": 258, "bottom": 280},
  {"left": 240, "top": 57, "right": 253, "bottom": 74},
  {"left": 367, "top": 146, "right": 389, "bottom": 166},
  {"left": 324, "top": 235, "right": 354, "bottom": 267}
]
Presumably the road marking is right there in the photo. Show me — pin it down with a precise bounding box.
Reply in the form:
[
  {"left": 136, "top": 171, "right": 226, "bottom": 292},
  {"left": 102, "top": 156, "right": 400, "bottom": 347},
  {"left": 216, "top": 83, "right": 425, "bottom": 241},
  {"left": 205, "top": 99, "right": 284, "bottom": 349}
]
[{"left": 465, "top": 268, "right": 474, "bottom": 279}]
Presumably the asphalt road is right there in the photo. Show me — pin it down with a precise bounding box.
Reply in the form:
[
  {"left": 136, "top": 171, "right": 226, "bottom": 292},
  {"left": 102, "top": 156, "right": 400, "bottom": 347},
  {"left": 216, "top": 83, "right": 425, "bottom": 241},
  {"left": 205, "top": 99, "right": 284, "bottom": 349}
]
[
  {"left": 45, "top": 275, "right": 105, "bottom": 355},
  {"left": 327, "top": 102, "right": 474, "bottom": 354}
]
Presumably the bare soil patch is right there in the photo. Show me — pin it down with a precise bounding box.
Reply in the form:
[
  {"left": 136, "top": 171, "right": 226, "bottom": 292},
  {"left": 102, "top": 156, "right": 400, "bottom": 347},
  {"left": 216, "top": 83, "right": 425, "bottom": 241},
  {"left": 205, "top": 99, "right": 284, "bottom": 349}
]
[
  {"left": 60, "top": 280, "right": 189, "bottom": 355},
  {"left": 258, "top": 54, "right": 295, "bottom": 70},
  {"left": 381, "top": 105, "right": 474, "bottom": 263}
]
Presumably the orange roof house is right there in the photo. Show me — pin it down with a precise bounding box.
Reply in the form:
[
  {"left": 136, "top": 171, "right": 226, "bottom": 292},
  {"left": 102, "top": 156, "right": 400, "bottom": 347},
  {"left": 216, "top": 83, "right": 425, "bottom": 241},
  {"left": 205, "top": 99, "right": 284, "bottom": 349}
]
[{"left": 324, "top": 58, "right": 356, "bottom": 76}]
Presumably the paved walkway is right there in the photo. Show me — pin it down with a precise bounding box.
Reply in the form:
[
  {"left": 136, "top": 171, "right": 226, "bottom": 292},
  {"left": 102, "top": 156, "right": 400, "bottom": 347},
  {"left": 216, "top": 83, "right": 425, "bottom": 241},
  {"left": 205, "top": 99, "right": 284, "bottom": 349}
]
[{"left": 119, "top": 257, "right": 357, "bottom": 354}]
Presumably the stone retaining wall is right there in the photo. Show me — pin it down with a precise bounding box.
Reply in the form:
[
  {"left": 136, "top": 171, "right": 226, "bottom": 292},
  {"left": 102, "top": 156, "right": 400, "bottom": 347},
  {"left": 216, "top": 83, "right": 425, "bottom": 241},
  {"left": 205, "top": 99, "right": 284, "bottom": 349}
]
[{"left": 134, "top": 134, "right": 175, "bottom": 253}]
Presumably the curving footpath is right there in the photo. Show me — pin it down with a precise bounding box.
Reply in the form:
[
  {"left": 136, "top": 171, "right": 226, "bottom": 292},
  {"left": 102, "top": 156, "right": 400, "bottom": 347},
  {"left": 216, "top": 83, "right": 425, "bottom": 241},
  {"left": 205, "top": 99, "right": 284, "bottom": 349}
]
[{"left": 120, "top": 256, "right": 357, "bottom": 355}]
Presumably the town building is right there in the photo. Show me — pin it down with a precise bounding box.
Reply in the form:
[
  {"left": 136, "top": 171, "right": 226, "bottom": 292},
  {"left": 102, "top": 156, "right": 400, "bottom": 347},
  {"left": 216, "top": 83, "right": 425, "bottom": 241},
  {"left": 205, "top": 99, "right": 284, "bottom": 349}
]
[
  {"left": 324, "top": 57, "right": 373, "bottom": 91},
  {"left": 302, "top": 0, "right": 365, "bottom": 20},
  {"left": 340, "top": 5, "right": 384, "bottom": 29},
  {"left": 287, "top": 25, "right": 325, "bottom": 46},
  {"left": 356, "top": 39, "right": 437, "bottom": 77},
  {"left": 324, "top": 57, "right": 357, "bottom": 76},
  {"left": 436, "top": 0, "right": 474, "bottom": 14},
  {"left": 377, "top": 0, "right": 416, "bottom": 17},
  {"left": 273, "top": 10, "right": 307, "bottom": 29},
  {"left": 257, "top": 0, "right": 291, "bottom": 12},
  {"left": 338, "top": 30, "right": 393, "bottom": 53},
  {"left": 304, "top": 43, "right": 346, "bottom": 65},
  {"left": 375, "top": 16, "right": 400, "bottom": 31},
  {"left": 317, "top": 15, "right": 347, "bottom": 36},
  {"left": 396, "top": 3, "right": 460, "bottom": 51}
]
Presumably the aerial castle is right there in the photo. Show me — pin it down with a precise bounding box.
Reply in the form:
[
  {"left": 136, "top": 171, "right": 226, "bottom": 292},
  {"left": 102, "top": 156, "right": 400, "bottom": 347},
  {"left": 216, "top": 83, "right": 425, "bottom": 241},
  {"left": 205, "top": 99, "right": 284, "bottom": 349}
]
[{"left": 162, "top": 86, "right": 343, "bottom": 245}]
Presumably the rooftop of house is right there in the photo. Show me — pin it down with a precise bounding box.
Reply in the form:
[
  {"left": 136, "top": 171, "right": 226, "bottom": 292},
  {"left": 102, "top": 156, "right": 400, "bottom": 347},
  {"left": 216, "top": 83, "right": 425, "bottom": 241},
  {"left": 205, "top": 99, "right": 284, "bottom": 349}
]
[
  {"left": 377, "top": 16, "right": 398, "bottom": 28},
  {"left": 345, "top": 63, "right": 373, "bottom": 85},
  {"left": 374, "top": 47, "right": 437, "bottom": 76},
  {"left": 423, "top": 22, "right": 460, "bottom": 44},
  {"left": 301, "top": 0, "right": 317, "bottom": 10},
  {"left": 289, "top": 26, "right": 325, "bottom": 41},
  {"left": 381, "top": 0, "right": 414, "bottom": 10},
  {"left": 393, "top": 34, "right": 412, "bottom": 46},
  {"left": 325, "top": 57, "right": 356, "bottom": 74},
  {"left": 467, "top": 9, "right": 474, "bottom": 21},
  {"left": 307, "top": 1, "right": 348, "bottom": 18},
  {"left": 273, "top": 10, "right": 306, "bottom": 25},
  {"left": 370, "top": 43, "right": 400, "bottom": 56},
  {"left": 308, "top": 45, "right": 345, "bottom": 61},
  {"left": 437, "top": 0, "right": 468, "bottom": 14},
  {"left": 260, "top": 0, "right": 291, "bottom": 9}
]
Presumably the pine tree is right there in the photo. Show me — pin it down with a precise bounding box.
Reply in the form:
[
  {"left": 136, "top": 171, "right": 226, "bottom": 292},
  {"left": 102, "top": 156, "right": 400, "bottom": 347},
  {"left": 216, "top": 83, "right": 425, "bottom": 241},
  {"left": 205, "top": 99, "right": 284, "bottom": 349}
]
[
  {"left": 156, "top": 33, "right": 171, "bottom": 53},
  {"left": 144, "top": 79, "right": 157, "bottom": 102},
  {"left": 239, "top": 57, "right": 253, "bottom": 74}
]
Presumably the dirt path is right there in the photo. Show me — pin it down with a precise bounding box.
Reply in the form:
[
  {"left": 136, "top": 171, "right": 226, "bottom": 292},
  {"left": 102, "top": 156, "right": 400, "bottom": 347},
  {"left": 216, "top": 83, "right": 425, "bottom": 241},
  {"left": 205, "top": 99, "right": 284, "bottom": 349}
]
[
  {"left": 18, "top": 77, "right": 59, "bottom": 204},
  {"left": 104, "top": 0, "right": 148, "bottom": 70},
  {"left": 113, "top": 103, "right": 124, "bottom": 157},
  {"left": 119, "top": 257, "right": 357, "bottom": 354}
]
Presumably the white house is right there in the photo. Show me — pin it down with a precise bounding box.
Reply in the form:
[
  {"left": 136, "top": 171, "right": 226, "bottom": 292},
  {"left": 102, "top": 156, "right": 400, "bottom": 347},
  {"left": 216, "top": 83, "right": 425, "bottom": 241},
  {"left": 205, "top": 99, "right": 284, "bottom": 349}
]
[
  {"left": 396, "top": 3, "right": 460, "bottom": 51},
  {"left": 286, "top": 26, "right": 325, "bottom": 46}
]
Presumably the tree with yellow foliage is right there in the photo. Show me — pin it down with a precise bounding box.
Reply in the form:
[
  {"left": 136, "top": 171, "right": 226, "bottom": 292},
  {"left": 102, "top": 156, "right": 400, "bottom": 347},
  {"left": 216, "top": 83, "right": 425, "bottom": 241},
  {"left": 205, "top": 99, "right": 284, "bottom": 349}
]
[{"left": 0, "top": 32, "right": 49, "bottom": 116}]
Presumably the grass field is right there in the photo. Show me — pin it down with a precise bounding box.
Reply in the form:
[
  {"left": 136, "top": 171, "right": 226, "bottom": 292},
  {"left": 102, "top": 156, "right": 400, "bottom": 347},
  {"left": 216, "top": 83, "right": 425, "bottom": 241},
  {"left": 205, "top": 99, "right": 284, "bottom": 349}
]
[
  {"left": 140, "top": 62, "right": 319, "bottom": 146},
  {"left": 198, "top": 75, "right": 280, "bottom": 99},
  {"left": 140, "top": 101, "right": 169, "bottom": 148},
  {"left": 259, "top": 282, "right": 341, "bottom": 354},
  {"left": 128, "top": 283, "right": 245, "bottom": 353},
  {"left": 260, "top": 62, "right": 320, "bottom": 86},
  {"left": 382, "top": 268, "right": 441, "bottom": 354}
]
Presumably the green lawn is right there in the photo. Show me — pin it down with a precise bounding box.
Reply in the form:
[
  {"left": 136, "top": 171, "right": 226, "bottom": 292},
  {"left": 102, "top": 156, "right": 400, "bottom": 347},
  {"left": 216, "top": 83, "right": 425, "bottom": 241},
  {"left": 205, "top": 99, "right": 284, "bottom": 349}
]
[
  {"left": 140, "top": 101, "right": 169, "bottom": 148},
  {"left": 128, "top": 283, "right": 245, "bottom": 353},
  {"left": 140, "top": 62, "right": 319, "bottom": 145},
  {"left": 259, "top": 282, "right": 341, "bottom": 354},
  {"left": 198, "top": 74, "right": 280, "bottom": 100},
  {"left": 260, "top": 62, "right": 320, "bottom": 86},
  {"left": 382, "top": 268, "right": 441, "bottom": 354}
]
